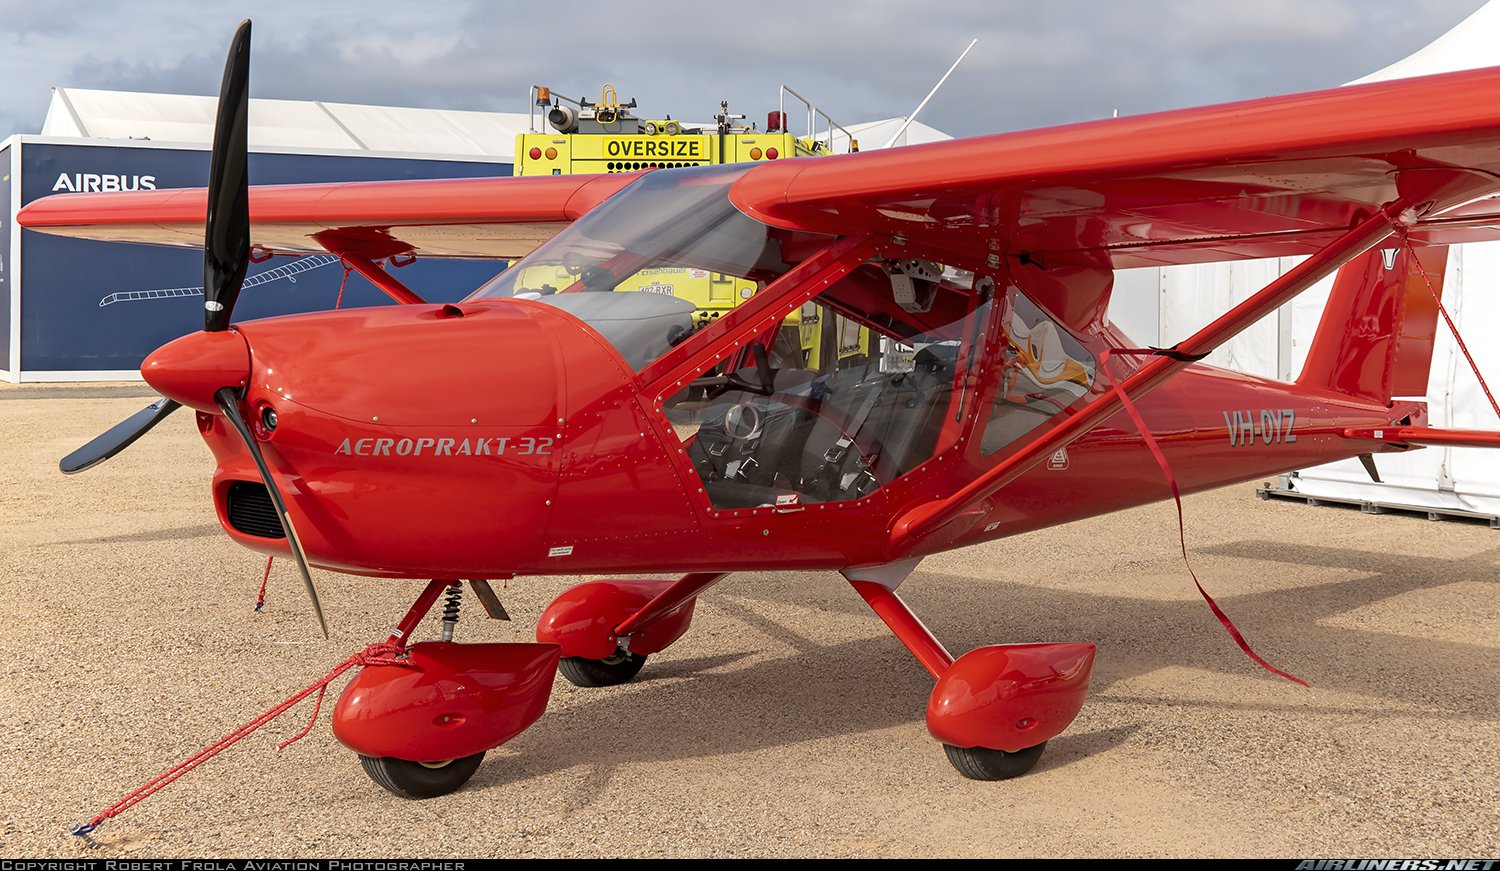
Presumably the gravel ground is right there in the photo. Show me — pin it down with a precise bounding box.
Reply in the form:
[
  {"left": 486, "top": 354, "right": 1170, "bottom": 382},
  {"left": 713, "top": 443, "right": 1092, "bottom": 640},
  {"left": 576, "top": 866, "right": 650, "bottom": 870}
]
[{"left": 2, "top": 382, "right": 1496, "bottom": 858}]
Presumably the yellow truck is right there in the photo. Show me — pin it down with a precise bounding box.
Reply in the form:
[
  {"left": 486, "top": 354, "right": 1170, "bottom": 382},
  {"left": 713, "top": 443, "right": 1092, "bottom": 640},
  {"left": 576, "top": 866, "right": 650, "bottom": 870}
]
[{"left": 513, "top": 84, "right": 870, "bottom": 370}]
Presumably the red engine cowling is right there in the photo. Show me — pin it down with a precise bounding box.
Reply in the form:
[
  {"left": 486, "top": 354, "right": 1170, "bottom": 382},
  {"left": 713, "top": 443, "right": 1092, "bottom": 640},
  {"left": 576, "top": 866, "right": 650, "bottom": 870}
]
[
  {"left": 926, "top": 642, "right": 1096, "bottom": 752},
  {"left": 535, "top": 579, "right": 695, "bottom": 659},
  {"left": 332, "top": 641, "right": 561, "bottom": 763}
]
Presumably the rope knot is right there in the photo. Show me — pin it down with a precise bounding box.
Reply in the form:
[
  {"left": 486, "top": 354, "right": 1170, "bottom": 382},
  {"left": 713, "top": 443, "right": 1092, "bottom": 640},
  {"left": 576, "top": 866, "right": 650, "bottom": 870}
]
[{"left": 355, "top": 642, "right": 412, "bottom": 668}]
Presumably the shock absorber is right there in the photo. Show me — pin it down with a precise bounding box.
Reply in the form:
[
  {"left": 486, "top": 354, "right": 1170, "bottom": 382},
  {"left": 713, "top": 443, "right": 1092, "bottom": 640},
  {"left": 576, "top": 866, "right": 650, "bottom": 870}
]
[{"left": 440, "top": 582, "right": 462, "bottom": 642}]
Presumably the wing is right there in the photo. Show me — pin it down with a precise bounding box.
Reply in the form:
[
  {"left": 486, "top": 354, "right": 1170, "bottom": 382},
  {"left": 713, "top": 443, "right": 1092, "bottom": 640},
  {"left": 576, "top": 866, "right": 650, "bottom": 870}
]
[
  {"left": 17, "top": 172, "right": 639, "bottom": 260},
  {"left": 729, "top": 64, "right": 1500, "bottom": 272},
  {"left": 26, "top": 67, "right": 1500, "bottom": 271}
]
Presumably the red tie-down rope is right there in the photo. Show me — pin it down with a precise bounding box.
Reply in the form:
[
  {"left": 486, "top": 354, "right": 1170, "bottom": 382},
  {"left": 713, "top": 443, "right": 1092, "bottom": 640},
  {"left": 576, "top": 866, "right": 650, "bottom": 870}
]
[
  {"left": 254, "top": 555, "right": 273, "bottom": 612},
  {"left": 1098, "top": 349, "right": 1308, "bottom": 686},
  {"left": 333, "top": 259, "right": 353, "bottom": 311},
  {"left": 69, "top": 642, "right": 411, "bottom": 848},
  {"left": 1392, "top": 224, "right": 1500, "bottom": 421}
]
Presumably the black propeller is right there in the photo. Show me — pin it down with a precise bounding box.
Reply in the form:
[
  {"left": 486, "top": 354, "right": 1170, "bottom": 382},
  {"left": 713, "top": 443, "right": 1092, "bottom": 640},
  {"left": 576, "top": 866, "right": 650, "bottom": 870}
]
[
  {"left": 60, "top": 397, "right": 182, "bottom": 474},
  {"left": 215, "top": 387, "right": 328, "bottom": 638},
  {"left": 203, "top": 19, "right": 252, "bottom": 333},
  {"left": 60, "top": 22, "right": 328, "bottom": 636},
  {"left": 201, "top": 23, "right": 327, "bottom": 637},
  {"left": 59, "top": 20, "right": 255, "bottom": 475}
]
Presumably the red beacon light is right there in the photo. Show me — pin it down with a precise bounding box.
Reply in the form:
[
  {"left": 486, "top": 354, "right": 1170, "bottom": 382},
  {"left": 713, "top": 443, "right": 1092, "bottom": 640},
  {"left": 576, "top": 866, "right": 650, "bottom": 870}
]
[{"left": 767, "top": 110, "right": 786, "bottom": 133}]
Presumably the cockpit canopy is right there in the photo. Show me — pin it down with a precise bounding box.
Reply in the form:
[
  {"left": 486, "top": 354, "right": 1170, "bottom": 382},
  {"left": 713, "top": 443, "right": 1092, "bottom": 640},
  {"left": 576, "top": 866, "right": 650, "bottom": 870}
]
[
  {"left": 469, "top": 164, "right": 831, "bottom": 371},
  {"left": 471, "top": 162, "right": 1100, "bottom": 511}
]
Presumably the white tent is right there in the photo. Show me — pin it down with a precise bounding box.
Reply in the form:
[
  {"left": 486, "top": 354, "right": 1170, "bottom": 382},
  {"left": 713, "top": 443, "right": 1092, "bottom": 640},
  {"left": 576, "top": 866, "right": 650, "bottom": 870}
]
[
  {"left": 41, "top": 88, "right": 950, "bottom": 162},
  {"left": 1107, "top": 1, "right": 1500, "bottom": 520},
  {"left": 832, "top": 118, "right": 950, "bottom": 151},
  {"left": 1351, "top": 1, "right": 1500, "bottom": 82},
  {"left": 42, "top": 88, "right": 533, "bottom": 160}
]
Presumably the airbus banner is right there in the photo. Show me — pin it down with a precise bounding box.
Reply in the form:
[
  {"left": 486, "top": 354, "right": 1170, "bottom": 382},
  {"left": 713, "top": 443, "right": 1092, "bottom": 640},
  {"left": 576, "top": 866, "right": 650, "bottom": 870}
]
[{"left": 15, "top": 142, "right": 510, "bottom": 375}]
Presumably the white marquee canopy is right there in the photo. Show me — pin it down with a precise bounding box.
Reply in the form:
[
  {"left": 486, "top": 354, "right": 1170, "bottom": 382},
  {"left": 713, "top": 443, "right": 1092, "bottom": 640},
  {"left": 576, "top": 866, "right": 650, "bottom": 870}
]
[
  {"left": 1108, "top": 1, "right": 1500, "bottom": 519},
  {"left": 40, "top": 88, "right": 949, "bottom": 162}
]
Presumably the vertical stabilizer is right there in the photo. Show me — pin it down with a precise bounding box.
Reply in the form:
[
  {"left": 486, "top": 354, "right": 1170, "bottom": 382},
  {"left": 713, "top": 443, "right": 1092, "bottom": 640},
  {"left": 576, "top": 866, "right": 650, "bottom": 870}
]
[{"left": 1297, "top": 244, "right": 1446, "bottom": 403}]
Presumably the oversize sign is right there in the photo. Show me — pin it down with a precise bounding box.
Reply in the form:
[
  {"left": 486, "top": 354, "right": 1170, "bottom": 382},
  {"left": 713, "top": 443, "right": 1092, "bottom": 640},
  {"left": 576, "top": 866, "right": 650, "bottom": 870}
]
[{"left": 600, "top": 137, "right": 705, "bottom": 159}]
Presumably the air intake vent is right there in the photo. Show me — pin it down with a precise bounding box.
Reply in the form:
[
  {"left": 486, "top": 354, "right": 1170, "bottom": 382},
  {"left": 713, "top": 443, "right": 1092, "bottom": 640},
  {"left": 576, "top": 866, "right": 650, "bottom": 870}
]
[{"left": 227, "top": 481, "right": 285, "bottom": 539}]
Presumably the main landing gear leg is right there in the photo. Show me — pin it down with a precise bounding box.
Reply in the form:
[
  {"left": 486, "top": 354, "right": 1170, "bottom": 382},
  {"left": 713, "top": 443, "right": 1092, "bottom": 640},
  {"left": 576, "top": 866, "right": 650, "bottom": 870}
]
[
  {"left": 843, "top": 560, "right": 1097, "bottom": 780},
  {"left": 537, "top": 572, "right": 729, "bottom": 686},
  {"left": 333, "top": 579, "right": 562, "bottom": 799}
]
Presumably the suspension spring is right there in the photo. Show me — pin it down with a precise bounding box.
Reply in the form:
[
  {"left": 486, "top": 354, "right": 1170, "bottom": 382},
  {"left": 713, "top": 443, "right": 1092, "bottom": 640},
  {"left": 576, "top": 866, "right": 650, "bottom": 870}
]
[{"left": 440, "top": 582, "right": 462, "bottom": 642}]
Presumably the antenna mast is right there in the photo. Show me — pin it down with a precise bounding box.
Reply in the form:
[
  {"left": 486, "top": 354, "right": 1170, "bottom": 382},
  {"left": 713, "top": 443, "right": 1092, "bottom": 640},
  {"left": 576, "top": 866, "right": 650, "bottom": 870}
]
[{"left": 883, "top": 38, "right": 978, "bottom": 148}]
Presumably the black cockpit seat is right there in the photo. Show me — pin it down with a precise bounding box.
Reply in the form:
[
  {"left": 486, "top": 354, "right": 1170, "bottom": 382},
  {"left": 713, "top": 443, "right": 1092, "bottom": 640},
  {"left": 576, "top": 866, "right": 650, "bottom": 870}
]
[
  {"left": 690, "top": 344, "right": 961, "bottom": 508},
  {"left": 876, "top": 343, "right": 959, "bottom": 477},
  {"left": 796, "top": 343, "right": 958, "bottom": 501}
]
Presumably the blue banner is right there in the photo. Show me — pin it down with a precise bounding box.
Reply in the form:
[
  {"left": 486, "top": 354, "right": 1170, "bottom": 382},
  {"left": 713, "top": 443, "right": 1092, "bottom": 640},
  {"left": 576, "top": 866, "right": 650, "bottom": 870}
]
[
  {"left": 19, "top": 143, "right": 512, "bottom": 372},
  {"left": 1, "top": 145, "right": 11, "bottom": 372}
]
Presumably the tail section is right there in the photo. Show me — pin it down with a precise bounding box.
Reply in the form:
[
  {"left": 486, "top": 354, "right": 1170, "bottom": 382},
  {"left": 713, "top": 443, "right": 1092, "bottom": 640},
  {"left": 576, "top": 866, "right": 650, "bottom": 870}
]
[{"left": 1297, "top": 243, "right": 1447, "bottom": 403}]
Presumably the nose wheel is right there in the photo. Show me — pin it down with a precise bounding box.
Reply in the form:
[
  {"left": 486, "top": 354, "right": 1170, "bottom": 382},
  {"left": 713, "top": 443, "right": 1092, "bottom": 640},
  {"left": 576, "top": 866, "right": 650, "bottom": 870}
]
[
  {"left": 358, "top": 753, "right": 486, "bottom": 799},
  {"left": 558, "top": 650, "right": 648, "bottom": 687},
  {"left": 334, "top": 581, "right": 563, "bottom": 800}
]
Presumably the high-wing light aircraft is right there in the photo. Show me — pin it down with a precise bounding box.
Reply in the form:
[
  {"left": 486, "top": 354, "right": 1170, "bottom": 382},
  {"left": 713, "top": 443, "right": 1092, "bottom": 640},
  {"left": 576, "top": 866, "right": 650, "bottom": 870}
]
[{"left": 22, "top": 21, "right": 1500, "bottom": 807}]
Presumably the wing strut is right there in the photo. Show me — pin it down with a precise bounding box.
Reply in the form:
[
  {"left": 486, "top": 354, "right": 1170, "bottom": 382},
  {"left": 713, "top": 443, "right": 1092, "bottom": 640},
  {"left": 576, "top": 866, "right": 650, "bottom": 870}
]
[
  {"left": 338, "top": 252, "right": 426, "bottom": 305},
  {"left": 889, "top": 204, "right": 1415, "bottom": 554},
  {"left": 311, "top": 232, "right": 427, "bottom": 305}
]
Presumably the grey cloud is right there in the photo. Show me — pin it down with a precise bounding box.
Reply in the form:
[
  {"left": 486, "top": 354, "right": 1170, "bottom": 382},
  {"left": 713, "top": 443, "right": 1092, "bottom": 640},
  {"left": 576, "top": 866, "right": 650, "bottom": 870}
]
[{"left": 0, "top": 0, "right": 1490, "bottom": 141}]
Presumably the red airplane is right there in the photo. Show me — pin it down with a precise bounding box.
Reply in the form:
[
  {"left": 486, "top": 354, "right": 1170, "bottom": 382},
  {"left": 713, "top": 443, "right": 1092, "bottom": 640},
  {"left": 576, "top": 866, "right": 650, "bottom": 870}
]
[{"left": 22, "top": 21, "right": 1500, "bottom": 807}]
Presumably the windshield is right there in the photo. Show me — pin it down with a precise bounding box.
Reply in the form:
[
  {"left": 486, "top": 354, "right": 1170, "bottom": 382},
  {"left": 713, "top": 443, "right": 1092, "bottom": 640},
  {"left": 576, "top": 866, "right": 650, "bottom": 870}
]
[{"left": 468, "top": 164, "right": 832, "bottom": 370}]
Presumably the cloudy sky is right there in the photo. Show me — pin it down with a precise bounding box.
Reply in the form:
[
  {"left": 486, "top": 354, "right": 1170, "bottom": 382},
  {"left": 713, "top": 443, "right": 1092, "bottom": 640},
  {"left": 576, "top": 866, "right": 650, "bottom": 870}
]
[{"left": 0, "top": 0, "right": 1490, "bottom": 141}]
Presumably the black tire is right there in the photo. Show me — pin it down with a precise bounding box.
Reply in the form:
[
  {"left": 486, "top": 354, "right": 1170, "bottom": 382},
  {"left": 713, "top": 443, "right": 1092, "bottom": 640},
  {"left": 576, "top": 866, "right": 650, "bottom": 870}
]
[
  {"left": 557, "top": 652, "right": 648, "bottom": 687},
  {"left": 942, "top": 741, "right": 1047, "bottom": 781},
  {"left": 358, "top": 752, "right": 485, "bottom": 799}
]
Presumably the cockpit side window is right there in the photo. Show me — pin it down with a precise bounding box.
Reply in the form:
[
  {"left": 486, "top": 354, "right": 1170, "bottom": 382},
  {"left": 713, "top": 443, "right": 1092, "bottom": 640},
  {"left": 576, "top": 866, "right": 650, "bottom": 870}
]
[
  {"left": 667, "top": 263, "right": 987, "bottom": 509},
  {"left": 980, "top": 291, "right": 1097, "bottom": 455}
]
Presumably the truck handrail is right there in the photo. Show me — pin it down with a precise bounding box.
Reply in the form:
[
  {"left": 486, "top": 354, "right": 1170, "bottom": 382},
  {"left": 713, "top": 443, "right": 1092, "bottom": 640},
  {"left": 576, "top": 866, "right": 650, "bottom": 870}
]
[{"left": 778, "top": 85, "right": 854, "bottom": 153}]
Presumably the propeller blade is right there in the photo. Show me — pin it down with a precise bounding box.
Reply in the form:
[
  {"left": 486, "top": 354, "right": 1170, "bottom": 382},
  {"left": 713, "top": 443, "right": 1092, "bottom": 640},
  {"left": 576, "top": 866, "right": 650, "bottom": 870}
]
[
  {"left": 203, "top": 20, "right": 252, "bottom": 333},
  {"left": 214, "top": 386, "right": 329, "bottom": 638},
  {"left": 60, "top": 397, "right": 182, "bottom": 474}
]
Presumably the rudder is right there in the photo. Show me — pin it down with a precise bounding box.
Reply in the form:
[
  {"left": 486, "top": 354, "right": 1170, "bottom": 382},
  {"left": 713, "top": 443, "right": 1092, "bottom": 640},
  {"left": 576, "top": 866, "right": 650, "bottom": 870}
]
[{"left": 1297, "top": 243, "right": 1447, "bottom": 404}]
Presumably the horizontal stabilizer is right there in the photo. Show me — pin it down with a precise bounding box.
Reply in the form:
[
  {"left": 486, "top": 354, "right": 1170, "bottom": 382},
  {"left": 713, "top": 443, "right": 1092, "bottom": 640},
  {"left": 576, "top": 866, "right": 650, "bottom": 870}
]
[{"left": 1340, "top": 425, "right": 1500, "bottom": 448}]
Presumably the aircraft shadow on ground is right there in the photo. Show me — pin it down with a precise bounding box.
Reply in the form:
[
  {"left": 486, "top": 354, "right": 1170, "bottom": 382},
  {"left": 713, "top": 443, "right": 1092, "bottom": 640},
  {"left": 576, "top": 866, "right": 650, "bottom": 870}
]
[
  {"left": 64, "top": 523, "right": 223, "bottom": 545},
  {"left": 0, "top": 386, "right": 158, "bottom": 401},
  {"left": 467, "top": 538, "right": 1497, "bottom": 793}
]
